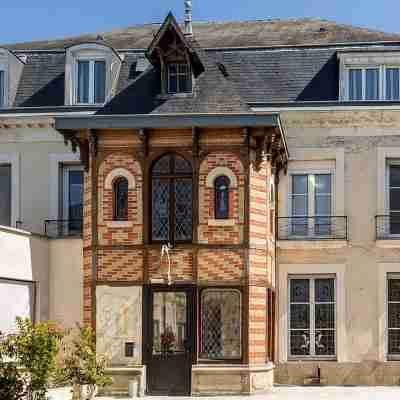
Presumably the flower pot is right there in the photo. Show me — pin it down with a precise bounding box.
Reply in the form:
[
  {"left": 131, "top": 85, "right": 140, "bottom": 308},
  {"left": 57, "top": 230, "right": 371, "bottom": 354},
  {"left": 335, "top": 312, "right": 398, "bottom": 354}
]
[{"left": 72, "top": 384, "right": 98, "bottom": 400}]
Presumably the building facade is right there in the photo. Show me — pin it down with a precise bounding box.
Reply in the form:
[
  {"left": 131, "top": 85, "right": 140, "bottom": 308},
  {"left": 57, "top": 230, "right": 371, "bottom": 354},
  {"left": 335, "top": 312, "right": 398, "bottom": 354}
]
[{"left": 3, "top": 6, "right": 400, "bottom": 394}]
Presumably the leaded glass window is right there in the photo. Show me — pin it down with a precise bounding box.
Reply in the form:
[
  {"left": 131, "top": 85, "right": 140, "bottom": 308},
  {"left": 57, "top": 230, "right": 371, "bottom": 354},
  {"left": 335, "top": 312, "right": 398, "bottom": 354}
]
[
  {"left": 388, "top": 275, "right": 400, "bottom": 358},
  {"left": 151, "top": 154, "right": 192, "bottom": 243},
  {"left": 214, "top": 175, "right": 230, "bottom": 219},
  {"left": 113, "top": 177, "right": 129, "bottom": 221},
  {"left": 289, "top": 277, "right": 336, "bottom": 359},
  {"left": 200, "top": 290, "right": 241, "bottom": 360}
]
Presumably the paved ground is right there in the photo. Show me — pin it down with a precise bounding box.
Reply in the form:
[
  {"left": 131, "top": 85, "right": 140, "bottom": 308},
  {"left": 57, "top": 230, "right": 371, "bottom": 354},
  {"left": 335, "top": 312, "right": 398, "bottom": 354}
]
[{"left": 96, "top": 386, "right": 400, "bottom": 400}]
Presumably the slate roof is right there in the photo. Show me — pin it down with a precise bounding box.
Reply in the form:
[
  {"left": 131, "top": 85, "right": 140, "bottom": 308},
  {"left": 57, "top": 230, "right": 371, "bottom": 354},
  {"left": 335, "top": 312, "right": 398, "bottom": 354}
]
[{"left": 4, "top": 18, "right": 400, "bottom": 112}]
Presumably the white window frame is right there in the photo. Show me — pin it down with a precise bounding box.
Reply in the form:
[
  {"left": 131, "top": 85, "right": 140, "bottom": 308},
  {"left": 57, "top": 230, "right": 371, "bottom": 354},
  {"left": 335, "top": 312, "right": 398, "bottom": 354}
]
[
  {"left": 0, "top": 153, "right": 19, "bottom": 227},
  {"left": 345, "top": 64, "right": 400, "bottom": 101},
  {"left": 167, "top": 63, "right": 193, "bottom": 95},
  {"left": 288, "top": 170, "right": 335, "bottom": 238},
  {"left": 288, "top": 274, "right": 336, "bottom": 360},
  {"left": 74, "top": 57, "right": 107, "bottom": 105}
]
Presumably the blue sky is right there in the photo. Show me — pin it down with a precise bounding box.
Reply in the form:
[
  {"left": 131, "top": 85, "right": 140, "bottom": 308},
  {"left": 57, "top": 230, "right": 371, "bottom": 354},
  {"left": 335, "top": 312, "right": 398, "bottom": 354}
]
[{"left": 2, "top": 0, "right": 400, "bottom": 45}]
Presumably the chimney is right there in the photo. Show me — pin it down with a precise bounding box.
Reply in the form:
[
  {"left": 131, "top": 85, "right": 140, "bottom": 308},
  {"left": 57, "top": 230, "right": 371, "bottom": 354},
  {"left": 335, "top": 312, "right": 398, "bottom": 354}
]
[{"left": 184, "top": 0, "right": 193, "bottom": 37}]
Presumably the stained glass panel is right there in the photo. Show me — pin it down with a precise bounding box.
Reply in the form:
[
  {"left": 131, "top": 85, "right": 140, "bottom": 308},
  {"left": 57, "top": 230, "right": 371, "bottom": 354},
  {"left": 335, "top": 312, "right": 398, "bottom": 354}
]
[
  {"left": 153, "top": 155, "right": 171, "bottom": 175},
  {"left": 290, "top": 304, "right": 310, "bottom": 330},
  {"left": 152, "top": 179, "right": 170, "bottom": 241},
  {"left": 389, "top": 278, "right": 400, "bottom": 302},
  {"left": 114, "top": 177, "right": 128, "bottom": 221},
  {"left": 201, "top": 290, "right": 241, "bottom": 360},
  {"left": 215, "top": 175, "right": 230, "bottom": 219},
  {"left": 315, "top": 279, "right": 335, "bottom": 303},
  {"left": 290, "top": 279, "right": 309, "bottom": 303},
  {"left": 315, "top": 304, "right": 335, "bottom": 329},
  {"left": 174, "top": 155, "right": 192, "bottom": 174},
  {"left": 174, "top": 179, "right": 192, "bottom": 241}
]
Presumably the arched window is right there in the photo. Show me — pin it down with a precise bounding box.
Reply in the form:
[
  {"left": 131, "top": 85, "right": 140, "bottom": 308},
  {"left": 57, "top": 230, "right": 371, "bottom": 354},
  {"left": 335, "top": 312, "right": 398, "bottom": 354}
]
[
  {"left": 214, "top": 175, "right": 230, "bottom": 219},
  {"left": 113, "top": 177, "right": 129, "bottom": 220},
  {"left": 151, "top": 154, "right": 193, "bottom": 243}
]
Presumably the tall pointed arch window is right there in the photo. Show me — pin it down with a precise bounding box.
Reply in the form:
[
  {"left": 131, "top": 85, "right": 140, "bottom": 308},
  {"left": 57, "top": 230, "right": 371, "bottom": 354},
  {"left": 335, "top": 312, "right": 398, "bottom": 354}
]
[
  {"left": 151, "top": 154, "right": 193, "bottom": 243},
  {"left": 113, "top": 177, "right": 129, "bottom": 221},
  {"left": 214, "top": 175, "right": 230, "bottom": 219}
]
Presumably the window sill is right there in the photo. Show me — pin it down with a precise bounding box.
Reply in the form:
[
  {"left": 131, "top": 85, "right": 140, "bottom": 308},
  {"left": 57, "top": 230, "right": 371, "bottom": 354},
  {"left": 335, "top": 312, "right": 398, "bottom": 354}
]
[
  {"left": 208, "top": 219, "right": 236, "bottom": 227},
  {"left": 376, "top": 239, "right": 400, "bottom": 248},
  {"left": 278, "top": 240, "right": 347, "bottom": 249},
  {"left": 106, "top": 220, "right": 133, "bottom": 228},
  {"left": 157, "top": 93, "right": 194, "bottom": 100}
]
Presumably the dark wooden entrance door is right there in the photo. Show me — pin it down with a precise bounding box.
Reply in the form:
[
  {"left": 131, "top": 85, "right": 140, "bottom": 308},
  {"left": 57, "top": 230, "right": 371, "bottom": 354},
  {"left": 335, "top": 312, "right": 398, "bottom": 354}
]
[{"left": 146, "top": 286, "right": 195, "bottom": 395}]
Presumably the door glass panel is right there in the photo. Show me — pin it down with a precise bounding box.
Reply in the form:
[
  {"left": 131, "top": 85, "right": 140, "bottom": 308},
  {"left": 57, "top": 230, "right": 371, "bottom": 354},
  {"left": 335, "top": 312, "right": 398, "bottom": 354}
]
[
  {"left": 0, "top": 165, "right": 11, "bottom": 226},
  {"left": 153, "top": 292, "right": 187, "bottom": 355}
]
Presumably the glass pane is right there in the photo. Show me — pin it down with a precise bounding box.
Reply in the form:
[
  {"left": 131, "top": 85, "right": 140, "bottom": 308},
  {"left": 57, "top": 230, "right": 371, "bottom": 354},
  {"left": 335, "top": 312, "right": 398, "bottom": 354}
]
[
  {"left": 179, "top": 74, "right": 192, "bottom": 93},
  {"left": 68, "top": 170, "right": 83, "bottom": 231},
  {"left": 315, "top": 174, "right": 331, "bottom": 195},
  {"left": 291, "top": 219, "right": 308, "bottom": 236},
  {"left": 215, "top": 176, "right": 230, "bottom": 219},
  {"left": 168, "top": 64, "right": 177, "bottom": 75},
  {"left": 174, "top": 155, "right": 192, "bottom": 174},
  {"left": 292, "top": 175, "right": 308, "bottom": 195},
  {"left": 315, "top": 216, "right": 331, "bottom": 236},
  {"left": 0, "top": 70, "right": 4, "bottom": 108},
  {"left": 389, "top": 303, "right": 400, "bottom": 329},
  {"left": 201, "top": 290, "right": 241, "bottom": 359},
  {"left": 290, "top": 279, "right": 310, "bottom": 302},
  {"left": 174, "top": 179, "right": 192, "bottom": 241},
  {"left": 290, "top": 304, "right": 310, "bottom": 329},
  {"left": 349, "top": 69, "right": 362, "bottom": 100},
  {"left": 390, "top": 212, "right": 400, "bottom": 235},
  {"left": 386, "top": 68, "right": 400, "bottom": 100},
  {"left": 77, "top": 61, "right": 90, "bottom": 103},
  {"left": 178, "top": 64, "right": 189, "bottom": 75},
  {"left": 152, "top": 179, "right": 170, "bottom": 241},
  {"left": 388, "top": 330, "right": 400, "bottom": 355},
  {"left": 153, "top": 155, "right": 171, "bottom": 175},
  {"left": 366, "top": 68, "right": 379, "bottom": 100},
  {"left": 315, "top": 195, "right": 331, "bottom": 216},
  {"left": 290, "top": 330, "right": 310, "bottom": 356},
  {"left": 390, "top": 188, "right": 400, "bottom": 211},
  {"left": 114, "top": 178, "right": 129, "bottom": 220},
  {"left": 153, "top": 292, "right": 186, "bottom": 354},
  {"left": 315, "top": 330, "right": 335, "bottom": 356},
  {"left": 0, "top": 165, "right": 11, "bottom": 226},
  {"left": 315, "top": 279, "right": 335, "bottom": 302},
  {"left": 389, "top": 279, "right": 400, "bottom": 302},
  {"left": 94, "top": 60, "right": 106, "bottom": 103},
  {"left": 390, "top": 165, "right": 400, "bottom": 187},
  {"left": 292, "top": 196, "right": 307, "bottom": 216},
  {"left": 315, "top": 304, "right": 335, "bottom": 329},
  {"left": 169, "top": 74, "right": 178, "bottom": 94}
]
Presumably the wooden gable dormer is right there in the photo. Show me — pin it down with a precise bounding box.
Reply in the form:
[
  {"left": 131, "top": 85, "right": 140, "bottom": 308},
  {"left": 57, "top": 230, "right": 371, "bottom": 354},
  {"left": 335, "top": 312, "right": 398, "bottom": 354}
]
[{"left": 146, "top": 12, "right": 204, "bottom": 96}]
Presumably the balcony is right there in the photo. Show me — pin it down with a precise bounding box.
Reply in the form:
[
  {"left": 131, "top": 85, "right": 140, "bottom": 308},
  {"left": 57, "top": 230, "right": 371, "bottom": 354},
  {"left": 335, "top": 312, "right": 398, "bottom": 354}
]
[
  {"left": 277, "top": 216, "right": 348, "bottom": 247},
  {"left": 376, "top": 214, "right": 400, "bottom": 241},
  {"left": 44, "top": 219, "right": 83, "bottom": 238}
]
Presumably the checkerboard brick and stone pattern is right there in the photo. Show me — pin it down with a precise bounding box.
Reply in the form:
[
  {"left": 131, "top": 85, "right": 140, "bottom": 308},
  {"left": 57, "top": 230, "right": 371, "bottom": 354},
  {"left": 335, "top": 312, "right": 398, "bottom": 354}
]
[
  {"left": 198, "top": 249, "right": 245, "bottom": 284},
  {"left": 98, "top": 152, "right": 143, "bottom": 246},
  {"left": 198, "top": 152, "right": 245, "bottom": 244},
  {"left": 97, "top": 249, "right": 143, "bottom": 281},
  {"left": 148, "top": 249, "right": 194, "bottom": 283}
]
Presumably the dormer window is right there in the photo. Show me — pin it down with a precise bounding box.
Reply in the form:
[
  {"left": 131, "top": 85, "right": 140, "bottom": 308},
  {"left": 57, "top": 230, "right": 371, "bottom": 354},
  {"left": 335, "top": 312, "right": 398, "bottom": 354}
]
[
  {"left": 168, "top": 63, "right": 192, "bottom": 94},
  {"left": 77, "top": 59, "right": 106, "bottom": 104},
  {"left": 0, "top": 70, "right": 5, "bottom": 108}
]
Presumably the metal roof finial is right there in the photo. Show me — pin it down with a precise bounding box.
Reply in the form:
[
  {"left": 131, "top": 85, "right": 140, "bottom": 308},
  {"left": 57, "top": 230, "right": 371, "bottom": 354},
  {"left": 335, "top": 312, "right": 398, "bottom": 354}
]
[{"left": 184, "top": 0, "right": 193, "bottom": 37}]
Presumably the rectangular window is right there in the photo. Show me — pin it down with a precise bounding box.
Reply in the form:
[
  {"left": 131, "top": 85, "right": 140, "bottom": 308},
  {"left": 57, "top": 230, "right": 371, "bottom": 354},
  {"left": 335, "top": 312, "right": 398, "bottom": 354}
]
[
  {"left": 200, "top": 289, "right": 241, "bottom": 360},
  {"left": 77, "top": 59, "right": 106, "bottom": 104},
  {"left": 389, "top": 164, "right": 400, "bottom": 235},
  {"left": 386, "top": 68, "right": 400, "bottom": 100},
  {"left": 388, "top": 274, "right": 400, "bottom": 359},
  {"left": 0, "top": 164, "right": 11, "bottom": 226},
  {"left": 62, "top": 165, "right": 84, "bottom": 234},
  {"left": 290, "top": 173, "right": 333, "bottom": 237},
  {"left": 289, "top": 276, "right": 336, "bottom": 359},
  {"left": 168, "top": 63, "right": 192, "bottom": 94},
  {"left": 0, "top": 70, "right": 5, "bottom": 108}
]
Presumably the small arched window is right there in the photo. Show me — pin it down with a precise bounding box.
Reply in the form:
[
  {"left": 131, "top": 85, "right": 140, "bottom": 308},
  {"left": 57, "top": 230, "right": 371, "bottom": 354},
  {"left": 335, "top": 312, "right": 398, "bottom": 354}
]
[
  {"left": 214, "top": 176, "right": 230, "bottom": 219},
  {"left": 113, "top": 177, "right": 129, "bottom": 220}
]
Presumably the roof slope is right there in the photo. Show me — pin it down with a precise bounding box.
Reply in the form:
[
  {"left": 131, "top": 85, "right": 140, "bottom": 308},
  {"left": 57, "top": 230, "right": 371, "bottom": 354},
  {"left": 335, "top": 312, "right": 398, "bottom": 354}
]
[{"left": 5, "top": 18, "right": 400, "bottom": 51}]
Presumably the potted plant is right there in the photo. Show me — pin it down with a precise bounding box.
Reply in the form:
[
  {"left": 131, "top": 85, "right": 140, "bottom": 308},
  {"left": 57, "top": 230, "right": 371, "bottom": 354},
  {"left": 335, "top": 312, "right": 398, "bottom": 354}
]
[
  {"left": 8, "top": 318, "right": 64, "bottom": 400},
  {"left": 56, "top": 325, "right": 112, "bottom": 400}
]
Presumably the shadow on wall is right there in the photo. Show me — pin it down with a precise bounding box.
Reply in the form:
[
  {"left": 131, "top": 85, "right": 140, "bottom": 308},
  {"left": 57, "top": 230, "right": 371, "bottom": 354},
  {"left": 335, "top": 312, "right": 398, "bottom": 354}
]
[{"left": 296, "top": 54, "right": 339, "bottom": 101}]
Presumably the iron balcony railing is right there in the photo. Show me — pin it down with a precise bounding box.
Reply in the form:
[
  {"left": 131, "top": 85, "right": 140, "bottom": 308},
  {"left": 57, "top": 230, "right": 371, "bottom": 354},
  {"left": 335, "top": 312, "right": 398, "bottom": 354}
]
[
  {"left": 278, "top": 216, "right": 348, "bottom": 241},
  {"left": 44, "top": 219, "right": 83, "bottom": 238},
  {"left": 376, "top": 214, "right": 400, "bottom": 240}
]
